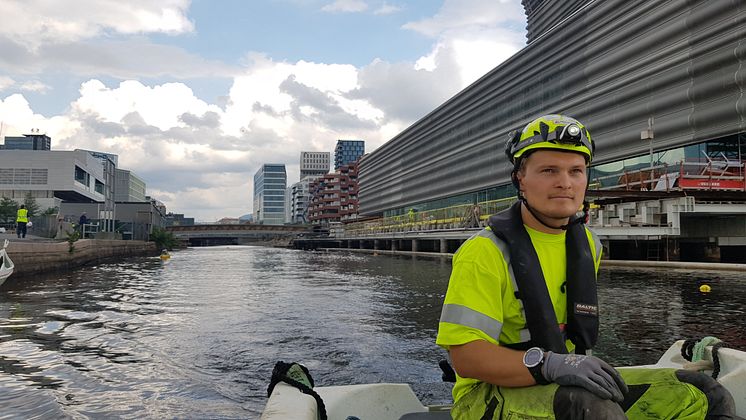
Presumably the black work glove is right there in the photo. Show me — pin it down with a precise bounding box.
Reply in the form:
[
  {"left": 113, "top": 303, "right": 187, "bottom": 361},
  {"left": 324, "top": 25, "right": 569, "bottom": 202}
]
[{"left": 542, "top": 352, "right": 628, "bottom": 403}]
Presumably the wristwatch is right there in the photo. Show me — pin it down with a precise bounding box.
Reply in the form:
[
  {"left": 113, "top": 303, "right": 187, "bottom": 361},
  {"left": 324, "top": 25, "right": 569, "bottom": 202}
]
[{"left": 523, "top": 347, "right": 550, "bottom": 385}]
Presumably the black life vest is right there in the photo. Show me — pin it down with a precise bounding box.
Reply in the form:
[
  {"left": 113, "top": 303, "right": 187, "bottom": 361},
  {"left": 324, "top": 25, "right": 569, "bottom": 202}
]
[{"left": 487, "top": 202, "right": 599, "bottom": 354}]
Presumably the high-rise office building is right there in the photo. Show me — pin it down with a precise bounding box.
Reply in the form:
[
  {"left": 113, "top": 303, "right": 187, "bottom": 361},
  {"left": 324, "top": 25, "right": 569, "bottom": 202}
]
[
  {"left": 334, "top": 140, "right": 364, "bottom": 170},
  {"left": 300, "top": 151, "right": 330, "bottom": 179},
  {"left": 253, "top": 164, "right": 287, "bottom": 225},
  {"left": 2, "top": 133, "right": 52, "bottom": 150}
]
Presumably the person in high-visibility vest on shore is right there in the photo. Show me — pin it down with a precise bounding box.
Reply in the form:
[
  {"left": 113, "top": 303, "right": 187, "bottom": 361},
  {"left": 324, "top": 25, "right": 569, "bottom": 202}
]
[
  {"left": 436, "top": 114, "right": 738, "bottom": 419},
  {"left": 16, "top": 204, "right": 28, "bottom": 239}
]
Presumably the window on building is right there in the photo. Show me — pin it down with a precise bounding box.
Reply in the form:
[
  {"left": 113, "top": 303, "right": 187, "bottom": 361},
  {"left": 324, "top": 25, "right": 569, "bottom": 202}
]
[{"left": 75, "top": 166, "right": 89, "bottom": 186}]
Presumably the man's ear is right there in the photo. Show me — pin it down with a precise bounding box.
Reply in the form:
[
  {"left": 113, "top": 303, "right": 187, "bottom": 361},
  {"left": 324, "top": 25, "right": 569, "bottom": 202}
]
[{"left": 511, "top": 171, "right": 523, "bottom": 194}]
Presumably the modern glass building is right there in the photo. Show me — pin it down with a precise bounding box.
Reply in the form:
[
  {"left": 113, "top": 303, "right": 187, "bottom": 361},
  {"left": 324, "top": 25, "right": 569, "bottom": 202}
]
[
  {"left": 334, "top": 140, "right": 364, "bottom": 171},
  {"left": 351, "top": 0, "right": 746, "bottom": 261},
  {"left": 358, "top": 0, "right": 746, "bottom": 219},
  {"left": 253, "top": 164, "right": 287, "bottom": 225},
  {"left": 2, "top": 133, "right": 52, "bottom": 150}
]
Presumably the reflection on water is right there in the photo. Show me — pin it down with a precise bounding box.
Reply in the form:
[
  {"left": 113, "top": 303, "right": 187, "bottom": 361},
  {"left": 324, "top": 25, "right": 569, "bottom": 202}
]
[
  {"left": 0, "top": 246, "right": 744, "bottom": 418},
  {"left": 596, "top": 266, "right": 746, "bottom": 366}
]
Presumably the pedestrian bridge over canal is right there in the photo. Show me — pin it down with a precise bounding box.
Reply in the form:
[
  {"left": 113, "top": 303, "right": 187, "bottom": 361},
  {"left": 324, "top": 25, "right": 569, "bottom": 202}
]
[{"left": 165, "top": 224, "right": 309, "bottom": 246}]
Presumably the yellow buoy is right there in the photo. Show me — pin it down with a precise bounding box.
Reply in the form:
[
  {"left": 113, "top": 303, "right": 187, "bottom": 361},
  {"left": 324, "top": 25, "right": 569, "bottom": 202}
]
[{"left": 699, "top": 284, "right": 711, "bottom": 293}]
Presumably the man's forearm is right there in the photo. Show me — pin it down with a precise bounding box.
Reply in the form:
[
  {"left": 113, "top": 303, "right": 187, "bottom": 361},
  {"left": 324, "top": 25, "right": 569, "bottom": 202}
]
[{"left": 449, "top": 340, "right": 537, "bottom": 387}]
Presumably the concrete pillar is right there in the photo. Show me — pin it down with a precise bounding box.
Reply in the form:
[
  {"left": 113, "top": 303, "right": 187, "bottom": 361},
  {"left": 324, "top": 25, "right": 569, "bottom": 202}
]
[
  {"left": 391, "top": 240, "right": 398, "bottom": 251},
  {"left": 412, "top": 239, "right": 419, "bottom": 253},
  {"left": 374, "top": 239, "right": 381, "bottom": 250},
  {"left": 440, "top": 238, "right": 448, "bottom": 253}
]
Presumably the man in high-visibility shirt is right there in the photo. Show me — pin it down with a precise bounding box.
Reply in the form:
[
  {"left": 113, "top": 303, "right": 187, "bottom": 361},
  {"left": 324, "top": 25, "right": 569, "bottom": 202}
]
[
  {"left": 436, "top": 115, "right": 737, "bottom": 419},
  {"left": 16, "top": 204, "right": 28, "bottom": 239}
]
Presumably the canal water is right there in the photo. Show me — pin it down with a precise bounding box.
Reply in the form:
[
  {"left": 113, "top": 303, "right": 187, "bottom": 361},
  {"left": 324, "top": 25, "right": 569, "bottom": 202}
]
[{"left": 0, "top": 246, "right": 744, "bottom": 419}]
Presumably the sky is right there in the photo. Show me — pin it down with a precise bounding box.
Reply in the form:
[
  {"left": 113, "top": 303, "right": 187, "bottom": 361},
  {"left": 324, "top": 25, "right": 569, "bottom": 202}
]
[{"left": 0, "top": 0, "right": 528, "bottom": 222}]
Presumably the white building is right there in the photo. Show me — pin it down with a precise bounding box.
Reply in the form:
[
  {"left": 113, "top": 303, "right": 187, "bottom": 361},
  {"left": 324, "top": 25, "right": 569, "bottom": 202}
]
[
  {"left": 300, "top": 151, "right": 330, "bottom": 179},
  {"left": 0, "top": 149, "right": 109, "bottom": 211},
  {"left": 287, "top": 175, "right": 315, "bottom": 224}
]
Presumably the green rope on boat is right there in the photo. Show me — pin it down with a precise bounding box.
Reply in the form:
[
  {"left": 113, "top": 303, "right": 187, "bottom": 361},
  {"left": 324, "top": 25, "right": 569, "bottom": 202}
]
[
  {"left": 691, "top": 336, "right": 721, "bottom": 362},
  {"left": 681, "top": 336, "right": 726, "bottom": 379}
]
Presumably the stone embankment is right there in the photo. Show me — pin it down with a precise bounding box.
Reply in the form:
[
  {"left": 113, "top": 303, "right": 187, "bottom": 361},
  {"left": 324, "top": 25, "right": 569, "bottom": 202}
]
[
  {"left": 319, "top": 248, "right": 746, "bottom": 272},
  {"left": 5, "top": 239, "right": 157, "bottom": 277}
]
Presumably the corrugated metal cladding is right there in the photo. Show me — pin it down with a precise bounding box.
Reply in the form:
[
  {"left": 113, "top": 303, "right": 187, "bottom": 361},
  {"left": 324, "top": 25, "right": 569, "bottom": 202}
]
[
  {"left": 522, "top": 0, "right": 590, "bottom": 43},
  {"left": 358, "top": 0, "right": 746, "bottom": 216}
]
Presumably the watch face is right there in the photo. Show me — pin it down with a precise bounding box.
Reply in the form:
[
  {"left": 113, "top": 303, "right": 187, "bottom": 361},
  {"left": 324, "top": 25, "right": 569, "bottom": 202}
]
[{"left": 523, "top": 348, "right": 543, "bottom": 367}]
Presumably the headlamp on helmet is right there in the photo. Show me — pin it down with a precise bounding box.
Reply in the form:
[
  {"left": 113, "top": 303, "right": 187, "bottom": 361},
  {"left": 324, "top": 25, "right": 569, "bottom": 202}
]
[{"left": 505, "top": 114, "right": 594, "bottom": 164}]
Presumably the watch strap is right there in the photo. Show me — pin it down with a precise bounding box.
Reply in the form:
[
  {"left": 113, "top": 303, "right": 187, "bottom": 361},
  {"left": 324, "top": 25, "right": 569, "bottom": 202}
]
[{"left": 528, "top": 363, "right": 550, "bottom": 385}]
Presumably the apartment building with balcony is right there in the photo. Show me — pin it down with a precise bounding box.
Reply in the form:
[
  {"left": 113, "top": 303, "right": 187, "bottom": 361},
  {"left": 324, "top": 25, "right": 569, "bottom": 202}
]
[{"left": 308, "top": 161, "right": 359, "bottom": 225}]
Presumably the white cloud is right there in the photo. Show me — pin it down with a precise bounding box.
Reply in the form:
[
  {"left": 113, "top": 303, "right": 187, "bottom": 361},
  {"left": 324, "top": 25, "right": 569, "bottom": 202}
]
[
  {"left": 224, "top": 54, "right": 361, "bottom": 136},
  {"left": 0, "top": 1, "right": 529, "bottom": 221},
  {"left": 404, "top": 0, "right": 526, "bottom": 86},
  {"left": 0, "top": 76, "right": 15, "bottom": 91},
  {"left": 20, "top": 80, "right": 51, "bottom": 93},
  {"left": 0, "top": 94, "right": 68, "bottom": 136},
  {"left": 0, "top": 0, "right": 193, "bottom": 50},
  {"left": 0, "top": 38, "right": 238, "bottom": 80},
  {"left": 321, "top": 0, "right": 368, "bottom": 13},
  {"left": 374, "top": 2, "right": 402, "bottom": 15},
  {"left": 403, "top": 0, "right": 524, "bottom": 37},
  {"left": 72, "top": 80, "right": 223, "bottom": 131}
]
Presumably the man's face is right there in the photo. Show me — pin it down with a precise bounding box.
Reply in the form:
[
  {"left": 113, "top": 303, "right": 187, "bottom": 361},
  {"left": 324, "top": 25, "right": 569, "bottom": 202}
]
[{"left": 516, "top": 149, "right": 587, "bottom": 220}]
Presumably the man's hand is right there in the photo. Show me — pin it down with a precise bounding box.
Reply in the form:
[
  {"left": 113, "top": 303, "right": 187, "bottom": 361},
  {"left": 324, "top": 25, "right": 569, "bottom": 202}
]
[{"left": 542, "top": 352, "right": 628, "bottom": 402}]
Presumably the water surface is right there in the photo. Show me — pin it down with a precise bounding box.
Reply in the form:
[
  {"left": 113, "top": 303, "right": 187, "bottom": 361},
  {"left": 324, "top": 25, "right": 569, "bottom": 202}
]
[{"left": 1, "top": 246, "right": 744, "bottom": 418}]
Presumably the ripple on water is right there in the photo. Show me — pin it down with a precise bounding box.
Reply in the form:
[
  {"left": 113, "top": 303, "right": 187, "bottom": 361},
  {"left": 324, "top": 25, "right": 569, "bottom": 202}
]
[{"left": 1, "top": 249, "right": 746, "bottom": 417}]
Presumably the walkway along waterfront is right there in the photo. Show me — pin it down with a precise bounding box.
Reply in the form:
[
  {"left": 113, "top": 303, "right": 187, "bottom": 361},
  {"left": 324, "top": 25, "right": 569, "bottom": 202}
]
[
  {"left": 3, "top": 238, "right": 156, "bottom": 278},
  {"left": 295, "top": 185, "right": 746, "bottom": 264}
]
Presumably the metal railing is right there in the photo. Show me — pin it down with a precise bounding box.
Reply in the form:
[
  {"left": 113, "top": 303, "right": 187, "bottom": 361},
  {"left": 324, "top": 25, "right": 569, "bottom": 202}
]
[
  {"left": 593, "top": 159, "right": 746, "bottom": 192},
  {"left": 341, "top": 197, "right": 517, "bottom": 237}
]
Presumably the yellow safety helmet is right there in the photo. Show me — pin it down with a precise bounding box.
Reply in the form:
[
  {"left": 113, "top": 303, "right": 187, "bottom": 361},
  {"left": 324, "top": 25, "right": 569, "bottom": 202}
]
[{"left": 505, "top": 114, "right": 594, "bottom": 164}]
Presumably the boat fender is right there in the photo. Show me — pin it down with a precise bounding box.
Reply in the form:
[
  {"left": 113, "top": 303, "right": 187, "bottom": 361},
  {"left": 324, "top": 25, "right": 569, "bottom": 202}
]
[{"left": 266, "top": 361, "right": 328, "bottom": 420}]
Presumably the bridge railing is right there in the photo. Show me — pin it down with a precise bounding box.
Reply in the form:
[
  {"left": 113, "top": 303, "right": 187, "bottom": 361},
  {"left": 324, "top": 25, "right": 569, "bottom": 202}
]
[
  {"left": 166, "top": 224, "right": 308, "bottom": 232},
  {"left": 341, "top": 197, "right": 516, "bottom": 237}
]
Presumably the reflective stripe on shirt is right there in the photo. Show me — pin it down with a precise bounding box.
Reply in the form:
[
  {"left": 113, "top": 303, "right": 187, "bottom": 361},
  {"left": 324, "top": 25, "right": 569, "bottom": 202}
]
[{"left": 440, "top": 303, "right": 503, "bottom": 343}]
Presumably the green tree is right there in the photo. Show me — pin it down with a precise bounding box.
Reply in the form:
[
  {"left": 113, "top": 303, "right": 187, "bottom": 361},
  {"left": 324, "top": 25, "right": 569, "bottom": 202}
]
[
  {"left": 149, "top": 227, "right": 179, "bottom": 250},
  {"left": 43, "top": 206, "right": 59, "bottom": 215},
  {"left": 0, "top": 197, "right": 18, "bottom": 223},
  {"left": 66, "top": 229, "right": 80, "bottom": 253},
  {"left": 23, "top": 192, "right": 41, "bottom": 217}
]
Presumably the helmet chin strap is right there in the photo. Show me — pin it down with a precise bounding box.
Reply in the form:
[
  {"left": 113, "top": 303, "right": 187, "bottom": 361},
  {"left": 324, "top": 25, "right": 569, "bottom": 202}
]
[{"left": 520, "top": 197, "right": 583, "bottom": 231}]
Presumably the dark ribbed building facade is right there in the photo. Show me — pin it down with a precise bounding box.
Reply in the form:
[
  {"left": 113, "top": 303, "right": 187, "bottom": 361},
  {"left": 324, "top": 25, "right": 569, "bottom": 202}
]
[{"left": 358, "top": 0, "right": 746, "bottom": 217}]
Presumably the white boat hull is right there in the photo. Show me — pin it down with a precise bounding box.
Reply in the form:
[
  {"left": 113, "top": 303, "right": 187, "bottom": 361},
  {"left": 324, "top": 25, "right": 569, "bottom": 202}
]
[
  {"left": 261, "top": 340, "right": 746, "bottom": 419},
  {"left": 0, "top": 239, "right": 14, "bottom": 287}
]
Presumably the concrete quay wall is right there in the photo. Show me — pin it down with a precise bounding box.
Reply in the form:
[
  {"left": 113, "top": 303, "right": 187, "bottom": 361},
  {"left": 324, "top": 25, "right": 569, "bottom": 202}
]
[
  {"left": 313, "top": 246, "right": 746, "bottom": 273},
  {"left": 6, "top": 239, "right": 157, "bottom": 277}
]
